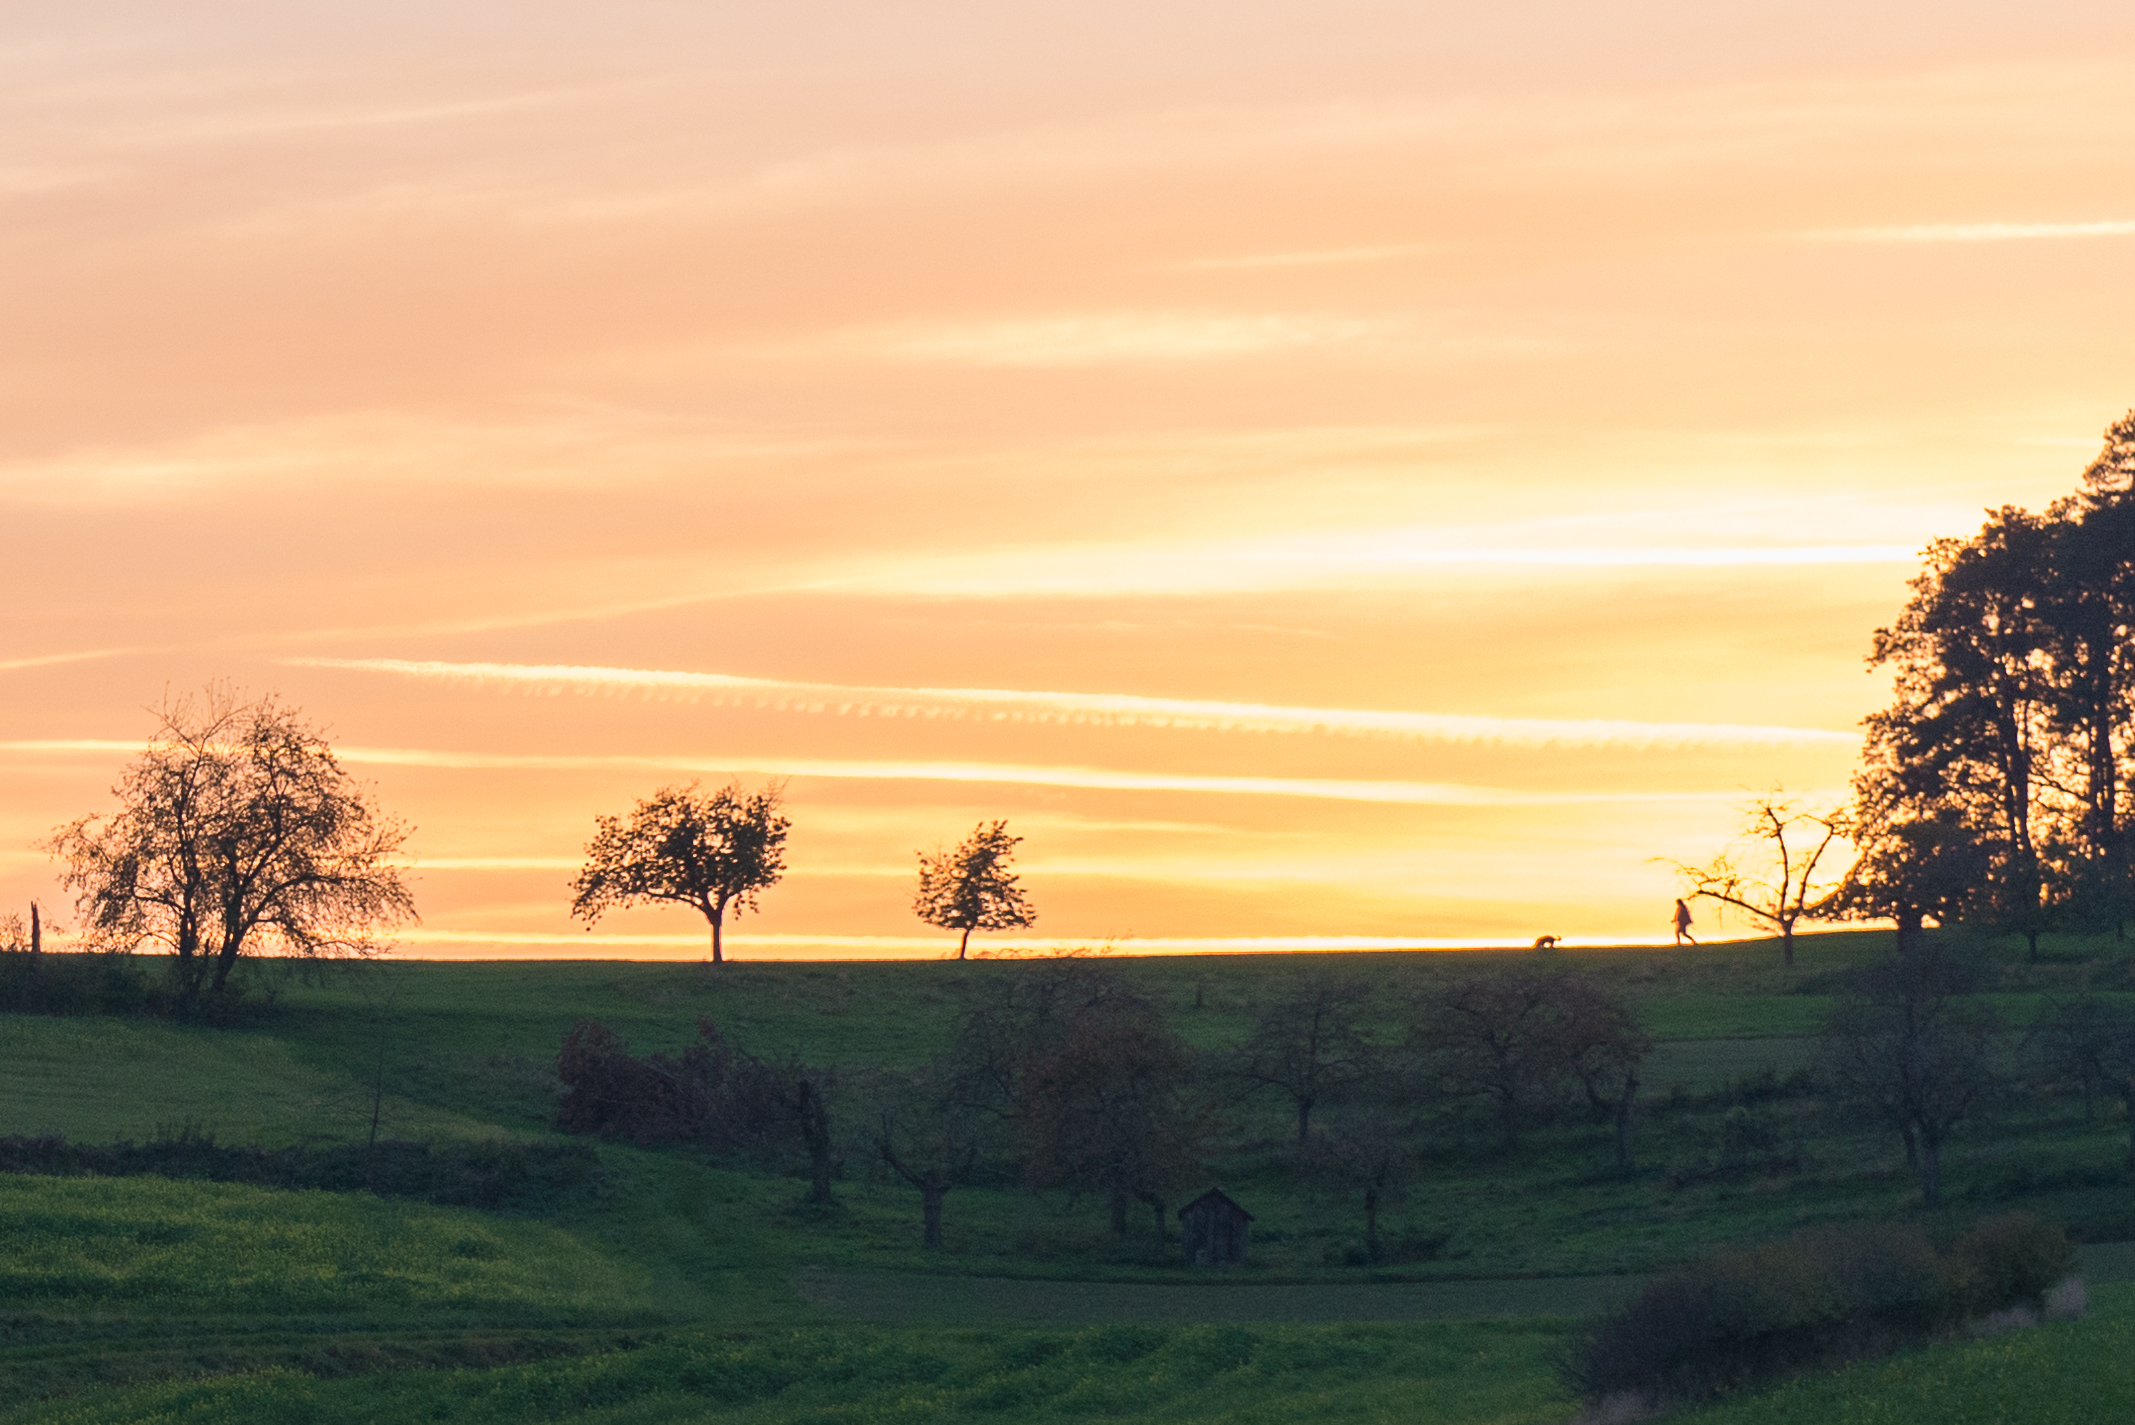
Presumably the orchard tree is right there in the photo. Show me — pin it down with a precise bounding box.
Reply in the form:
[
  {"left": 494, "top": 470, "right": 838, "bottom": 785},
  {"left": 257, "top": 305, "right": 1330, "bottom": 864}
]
[
  {"left": 1670, "top": 793, "right": 1852, "bottom": 968},
  {"left": 1823, "top": 943, "right": 2000, "bottom": 1205},
  {"left": 913, "top": 820, "right": 1036, "bottom": 959},
  {"left": 868, "top": 1057, "right": 991, "bottom": 1250},
  {"left": 1231, "top": 973, "right": 1378, "bottom": 1143},
  {"left": 47, "top": 686, "right": 415, "bottom": 1012},
  {"left": 570, "top": 780, "right": 789, "bottom": 964}
]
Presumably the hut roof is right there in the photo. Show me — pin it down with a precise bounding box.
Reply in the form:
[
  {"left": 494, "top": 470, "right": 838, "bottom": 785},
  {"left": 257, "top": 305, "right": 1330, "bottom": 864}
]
[{"left": 1177, "top": 1187, "right": 1253, "bottom": 1222}]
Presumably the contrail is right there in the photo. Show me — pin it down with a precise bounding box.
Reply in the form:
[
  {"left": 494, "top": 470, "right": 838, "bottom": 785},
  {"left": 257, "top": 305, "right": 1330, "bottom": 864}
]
[
  {"left": 287, "top": 657, "right": 1859, "bottom": 749},
  {"left": 0, "top": 738, "right": 1774, "bottom": 807}
]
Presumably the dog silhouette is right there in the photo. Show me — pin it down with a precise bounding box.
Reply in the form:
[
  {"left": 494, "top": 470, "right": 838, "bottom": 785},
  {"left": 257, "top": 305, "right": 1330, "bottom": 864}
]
[{"left": 1532, "top": 935, "right": 1560, "bottom": 950}]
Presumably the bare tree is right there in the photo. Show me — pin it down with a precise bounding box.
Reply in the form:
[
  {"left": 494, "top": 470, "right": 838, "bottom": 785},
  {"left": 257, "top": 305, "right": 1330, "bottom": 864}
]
[
  {"left": 1312, "top": 1104, "right": 1416, "bottom": 1263},
  {"left": 1231, "top": 973, "right": 1378, "bottom": 1143},
  {"left": 1021, "top": 991, "right": 1201, "bottom": 1242},
  {"left": 1554, "top": 974, "right": 1654, "bottom": 1170},
  {"left": 570, "top": 780, "right": 789, "bottom": 964},
  {"left": 913, "top": 820, "right": 1036, "bottom": 959},
  {"left": 1670, "top": 793, "right": 1852, "bottom": 968},
  {"left": 1412, "top": 970, "right": 1647, "bottom": 1156},
  {"left": 47, "top": 687, "right": 415, "bottom": 1013},
  {"left": 1823, "top": 944, "right": 2000, "bottom": 1205},
  {"left": 869, "top": 1058, "right": 990, "bottom": 1249}
]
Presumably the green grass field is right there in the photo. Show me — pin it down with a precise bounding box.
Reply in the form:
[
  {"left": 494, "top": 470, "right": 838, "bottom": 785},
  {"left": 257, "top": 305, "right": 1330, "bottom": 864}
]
[{"left": 7, "top": 929, "right": 2135, "bottom": 1420}]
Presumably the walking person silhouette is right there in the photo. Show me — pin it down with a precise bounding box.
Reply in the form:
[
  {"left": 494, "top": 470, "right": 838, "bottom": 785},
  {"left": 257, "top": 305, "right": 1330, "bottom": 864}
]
[{"left": 1672, "top": 898, "right": 1696, "bottom": 946}]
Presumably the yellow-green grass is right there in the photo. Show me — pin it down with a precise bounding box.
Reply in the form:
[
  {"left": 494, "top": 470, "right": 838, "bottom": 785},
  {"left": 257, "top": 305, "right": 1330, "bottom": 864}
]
[
  {"left": 1, "top": 1319, "right": 1578, "bottom": 1425},
  {"left": 0, "top": 1016, "right": 507, "bottom": 1147},
  {"left": 1677, "top": 1282, "right": 2135, "bottom": 1425},
  {"left": 0, "top": 1173, "right": 654, "bottom": 1322}
]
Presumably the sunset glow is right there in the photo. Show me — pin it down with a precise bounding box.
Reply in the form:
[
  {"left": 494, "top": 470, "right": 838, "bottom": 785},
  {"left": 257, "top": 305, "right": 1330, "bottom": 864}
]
[{"left": 4, "top": 2, "right": 2131, "bottom": 958}]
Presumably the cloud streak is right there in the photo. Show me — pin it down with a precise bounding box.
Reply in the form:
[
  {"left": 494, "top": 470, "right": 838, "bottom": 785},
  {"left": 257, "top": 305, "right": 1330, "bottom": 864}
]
[
  {"left": 0, "top": 736, "right": 1776, "bottom": 807},
  {"left": 290, "top": 657, "right": 1860, "bottom": 749},
  {"left": 1807, "top": 220, "right": 2135, "bottom": 243}
]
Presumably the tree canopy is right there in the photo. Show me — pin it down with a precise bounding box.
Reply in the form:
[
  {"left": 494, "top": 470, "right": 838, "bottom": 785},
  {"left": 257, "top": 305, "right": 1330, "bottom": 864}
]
[
  {"left": 912, "top": 820, "right": 1036, "bottom": 959},
  {"left": 47, "top": 687, "right": 415, "bottom": 1011},
  {"left": 569, "top": 780, "right": 789, "bottom": 964},
  {"left": 1841, "top": 411, "right": 2135, "bottom": 953}
]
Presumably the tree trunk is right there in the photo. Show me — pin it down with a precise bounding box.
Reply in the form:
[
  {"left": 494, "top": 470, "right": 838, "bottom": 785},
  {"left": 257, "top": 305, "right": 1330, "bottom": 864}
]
[
  {"left": 1918, "top": 1133, "right": 1941, "bottom": 1205},
  {"left": 1901, "top": 1122, "right": 1919, "bottom": 1169},
  {"left": 709, "top": 906, "right": 724, "bottom": 964},
  {"left": 958, "top": 926, "right": 972, "bottom": 960},
  {"left": 1363, "top": 1185, "right": 1380, "bottom": 1263},
  {"left": 1614, "top": 1072, "right": 1639, "bottom": 1170},
  {"left": 921, "top": 1183, "right": 945, "bottom": 1248},
  {"left": 1144, "top": 1193, "right": 1167, "bottom": 1245},
  {"left": 1109, "top": 1187, "right": 1130, "bottom": 1235},
  {"left": 2026, "top": 929, "right": 2040, "bottom": 963},
  {"left": 27, "top": 903, "right": 38, "bottom": 957},
  {"left": 1781, "top": 922, "right": 1795, "bottom": 968},
  {"left": 797, "top": 1080, "right": 834, "bottom": 1206},
  {"left": 2124, "top": 1082, "right": 2134, "bottom": 1171},
  {"left": 1296, "top": 1094, "right": 1314, "bottom": 1143}
]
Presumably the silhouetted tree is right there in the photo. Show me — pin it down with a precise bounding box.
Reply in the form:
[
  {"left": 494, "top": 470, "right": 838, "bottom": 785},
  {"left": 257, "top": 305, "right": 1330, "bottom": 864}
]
[
  {"left": 47, "top": 686, "right": 415, "bottom": 1013},
  {"left": 1857, "top": 417, "right": 2135, "bottom": 954},
  {"left": 1670, "top": 794, "right": 1851, "bottom": 968},
  {"left": 913, "top": 820, "right": 1036, "bottom": 959},
  {"left": 1823, "top": 944, "right": 2000, "bottom": 1205},
  {"left": 1231, "top": 973, "right": 1378, "bottom": 1143},
  {"left": 570, "top": 780, "right": 789, "bottom": 964}
]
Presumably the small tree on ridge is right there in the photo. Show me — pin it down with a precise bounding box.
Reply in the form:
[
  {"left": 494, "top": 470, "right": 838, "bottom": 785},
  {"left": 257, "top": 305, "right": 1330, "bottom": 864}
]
[
  {"left": 570, "top": 780, "right": 789, "bottom": 964},
  {"left": 913, "top": 820, "right": 1036, "bottom": 959}
]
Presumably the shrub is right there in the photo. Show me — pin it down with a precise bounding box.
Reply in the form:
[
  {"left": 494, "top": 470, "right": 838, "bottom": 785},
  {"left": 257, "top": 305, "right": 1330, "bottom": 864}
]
[
  {"left": 554, "top": 1016, "right": 794, "bottom": 1154},
  {"left": 1951, "top": 1212, "right": 2073, "bottom": 1317},
  {"left": 1564, "top": 1216, "right": 2060, "bottom": 1408}
]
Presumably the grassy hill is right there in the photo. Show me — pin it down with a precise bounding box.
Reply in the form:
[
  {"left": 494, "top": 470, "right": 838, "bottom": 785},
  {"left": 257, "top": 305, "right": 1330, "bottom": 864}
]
[{"left": 5, "top": 929, "right": 2134, "bottom": 1421}]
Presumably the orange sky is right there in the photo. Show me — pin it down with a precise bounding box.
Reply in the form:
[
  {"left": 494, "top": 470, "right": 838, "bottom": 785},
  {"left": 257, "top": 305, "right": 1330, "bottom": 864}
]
[{"left": 3, "top": 2, "right": 2132, "bottom": 958}]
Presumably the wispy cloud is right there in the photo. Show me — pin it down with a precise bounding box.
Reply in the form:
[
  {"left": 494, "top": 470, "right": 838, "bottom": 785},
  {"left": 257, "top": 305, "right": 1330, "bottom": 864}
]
[
  {"left": 1805, "top": 220, "right": 2135, "bottom": 244},
  {"left": 392, "top": 930, "right": 1741, "bottom": 956},
  {"left": 0, "top": 647, "right": 134, "bottom": 673},
  {"left": 290, "top": 657, "right": 1860, "bottom": 748},
  {"left": 796, "top": 312, "right": 1383, "bottom": 368},
  {"left": 0, "top": 736, "right": 1776, "bottom": 806},
  {"left": 1156, "top": 244, "right": 1439, "bottom": 272},
  {"left": 814, "top": 533, "right": 1917, "bottom": 597}
]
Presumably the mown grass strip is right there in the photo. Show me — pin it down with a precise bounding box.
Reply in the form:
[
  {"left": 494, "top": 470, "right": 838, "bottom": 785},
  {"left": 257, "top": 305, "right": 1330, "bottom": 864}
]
[{"left": 3, "top": 1321, "right": 1578, "bottom": 1425}]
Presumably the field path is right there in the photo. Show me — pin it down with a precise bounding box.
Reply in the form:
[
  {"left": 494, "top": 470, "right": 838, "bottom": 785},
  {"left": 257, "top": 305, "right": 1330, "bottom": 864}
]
[
  {"left": 793, "top": 1267, "right": 1649, "bottom": 1323},
  {"left": 798, "top": 1243, "right": 2135, "bottom": 1325}
]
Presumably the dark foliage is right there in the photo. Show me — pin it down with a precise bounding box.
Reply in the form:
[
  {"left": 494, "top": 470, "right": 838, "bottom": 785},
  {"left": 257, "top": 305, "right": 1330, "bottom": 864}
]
[
  {"left": 554, "top": 1016, "right": 796, "bottom": 1154},
  {"left": 0, "top": 1129, "right": 604, "bottom": 1210},
  {"left": 0, "top": 950, "right": 154, "bottom": 1016},
  {"left": 1566, "top": 1213, "right": 2073, "bottom": 1409}
]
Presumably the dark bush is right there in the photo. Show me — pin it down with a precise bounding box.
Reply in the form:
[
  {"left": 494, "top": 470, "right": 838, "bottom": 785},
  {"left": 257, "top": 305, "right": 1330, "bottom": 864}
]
[
  {"left": 1565, "top": 1218, "right": 2027, "bottom": 1408},
  {"left": 1951, "top": 1212, "right": 2073, "bottom": 1317},
  {"left": 0, "top": 1129, "right": 603, "bottom": 1210},
  {"left": 0, "top": 950, "right": 153, "bottom": 1016},
  {"left": 555, "top": 1016, "right": 793, "bottom": 1153}
]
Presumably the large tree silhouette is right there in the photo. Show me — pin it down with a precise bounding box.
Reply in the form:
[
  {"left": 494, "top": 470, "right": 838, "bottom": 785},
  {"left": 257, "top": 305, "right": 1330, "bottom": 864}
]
[{"left": 48, "top": 686, "right": 415, "bottom": 1012}]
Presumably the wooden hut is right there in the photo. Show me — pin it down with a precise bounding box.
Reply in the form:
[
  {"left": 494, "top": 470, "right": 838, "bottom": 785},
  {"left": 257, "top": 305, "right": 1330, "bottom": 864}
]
[{"left": 1178, "top": 1187, "right": 1252, "bottom": 1266}]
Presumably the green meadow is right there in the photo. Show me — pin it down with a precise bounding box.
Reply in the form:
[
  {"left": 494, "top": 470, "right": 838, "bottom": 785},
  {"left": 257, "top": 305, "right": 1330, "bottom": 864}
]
[{"left": 7, "top": 930, "right": 2135, "bottom": 1421}]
